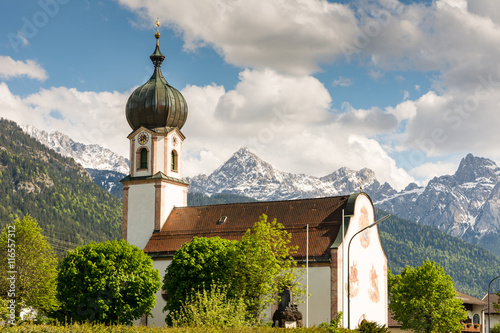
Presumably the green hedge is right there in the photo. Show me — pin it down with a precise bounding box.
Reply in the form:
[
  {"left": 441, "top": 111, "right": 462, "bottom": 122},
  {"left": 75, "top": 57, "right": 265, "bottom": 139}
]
[{"left": 0, "top": 323, "right": 331, "bottom": 333}]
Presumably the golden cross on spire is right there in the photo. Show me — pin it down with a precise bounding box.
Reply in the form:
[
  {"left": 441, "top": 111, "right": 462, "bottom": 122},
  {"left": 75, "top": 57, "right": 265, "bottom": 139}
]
[{"left": 155, "top": 17, "right": 161, "bottom": 46}]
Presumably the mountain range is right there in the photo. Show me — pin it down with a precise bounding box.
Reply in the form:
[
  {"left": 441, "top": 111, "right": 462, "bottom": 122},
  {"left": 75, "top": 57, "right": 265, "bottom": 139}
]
[
  {"left": 22, "top": 126, "right": 500, "bottom": 257},
  {"left": 188, "top": 147, "right": 500, "bottom": 256},
  {"left": 22, "top": 125, "right": 129, "bottom": 174}
]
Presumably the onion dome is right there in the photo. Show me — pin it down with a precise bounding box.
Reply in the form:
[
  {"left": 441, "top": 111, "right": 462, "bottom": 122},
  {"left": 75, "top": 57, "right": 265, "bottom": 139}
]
[{"left": 126, "top": 19, "right": 188, "bottom": 131}]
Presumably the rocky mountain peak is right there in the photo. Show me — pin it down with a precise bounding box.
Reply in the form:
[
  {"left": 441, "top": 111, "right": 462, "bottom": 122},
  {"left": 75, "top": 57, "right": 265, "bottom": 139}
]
[
  {"left": 21, "top": 125, "right": 129, "bottom": 174},
  {"left": 454, "top": 153, "right": 499, "bottom": 184},
  {"left": 210, "top": 147, "right": 275, "bottom": 178}
]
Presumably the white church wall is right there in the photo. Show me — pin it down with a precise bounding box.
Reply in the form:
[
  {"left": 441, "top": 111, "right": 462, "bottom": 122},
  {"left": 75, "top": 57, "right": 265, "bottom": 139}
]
[
  {"left": 147, "top": 259, "right": 171, "bottom": 327},
  {"left": 164, "top": 181, "right": 188, "bottom": 210},
  {"left": 127, "top": 183, "right": 156, "bottom": 249},
  {"left": 340, "top": 194, "right": 388, "bottom": 328},
  {"left": 296, "top": 265, "right": 332, "bottom": 326},
  {"left": 156, "top": 136, "right": 165, "bottom": 173}
]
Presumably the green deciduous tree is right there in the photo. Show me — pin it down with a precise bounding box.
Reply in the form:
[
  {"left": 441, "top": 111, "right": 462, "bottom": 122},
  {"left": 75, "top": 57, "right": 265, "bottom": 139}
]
[
  {"left": 57, "top": 239, "right": 161, "bottom": 324},
  {"left": 163, "top": 236, "right": 238, "bottom": 322},
  {"left": 234, "top": 214, "right": 301, "bottom": 322},
  {"left": 0, "top": 215, "right": 59, "bottom": 321},
  {"left": 389, "top": 259, "right": 467, "bottom": 333},
  {"left": 163, "top": 214, "right": 302, "bottom": 326}
]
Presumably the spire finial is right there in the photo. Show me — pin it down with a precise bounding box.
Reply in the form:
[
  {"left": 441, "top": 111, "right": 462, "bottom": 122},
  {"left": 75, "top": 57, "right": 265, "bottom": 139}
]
[
  {"left": 155, "top": 17, "right": 161, "bottom": 46},
  {"left": 360, "top": 181, "right": 363, "bottom": 193}
]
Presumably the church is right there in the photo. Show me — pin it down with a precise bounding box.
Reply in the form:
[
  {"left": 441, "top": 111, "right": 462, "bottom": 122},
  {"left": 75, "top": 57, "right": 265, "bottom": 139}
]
[{"left": 121, "top": 21, "right": 388, "bottom": 328}]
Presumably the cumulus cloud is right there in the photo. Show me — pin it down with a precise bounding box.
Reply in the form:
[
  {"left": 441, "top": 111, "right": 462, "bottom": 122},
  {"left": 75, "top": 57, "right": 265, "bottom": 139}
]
[
  {"left": 351, "top": 0, "right": 500, "bottom": 165},
  {"left": 410, "top": 161, "right": 459, "bottom": 182},
  {"left": 337, "top": 103, "right": 398, "bottom": 136},
  {"left": 0, "top": 63, "right": 414, "bottom": 190},
  {"left": 117, "top": 0, "right": 359, "bottom": 75},
  {"left": 180, "top": 68, "right": 414, "bottom": 190},
  {"left": 0, "top": 56, "right": 48, "bottom": 81},
  {"left": 332, "top": 76, "right": 353, "bottom": 87},
  {"left": 0, "top": 82, "right": 130, "bottom": 157}
]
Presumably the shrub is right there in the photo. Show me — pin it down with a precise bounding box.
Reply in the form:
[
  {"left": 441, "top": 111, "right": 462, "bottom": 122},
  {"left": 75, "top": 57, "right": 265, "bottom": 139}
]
[
  {"left": 491, "top": 322, "right": 500, "bottom": 333},
  {"left": 357, "top": 320, "right": 389, "bottom": 333},
  {"left": 169, "top": 283, "right": 247, "bottom": 328}
]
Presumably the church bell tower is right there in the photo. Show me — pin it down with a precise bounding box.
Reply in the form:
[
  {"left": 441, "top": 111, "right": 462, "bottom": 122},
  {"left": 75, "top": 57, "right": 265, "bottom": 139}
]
[{"left": 121, "top": 19, "right": 189, "bottom": 250}]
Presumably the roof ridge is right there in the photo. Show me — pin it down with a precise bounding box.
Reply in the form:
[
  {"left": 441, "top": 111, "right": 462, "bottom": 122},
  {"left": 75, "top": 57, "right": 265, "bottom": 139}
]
[{"left": 180, "top": 194, "right": 351, "bottom": 209}]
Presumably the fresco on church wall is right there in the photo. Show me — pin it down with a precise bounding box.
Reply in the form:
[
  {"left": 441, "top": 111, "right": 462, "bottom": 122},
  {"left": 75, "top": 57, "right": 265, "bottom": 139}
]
[
  {"left": 368, "top": 265, "right": 380, "bottom": 303},
  {"left": 359, "top": 205, "right": 371, "bottom": 248},
  {"left": 348, "top": 261, "right": 360, "bottom": 297}
]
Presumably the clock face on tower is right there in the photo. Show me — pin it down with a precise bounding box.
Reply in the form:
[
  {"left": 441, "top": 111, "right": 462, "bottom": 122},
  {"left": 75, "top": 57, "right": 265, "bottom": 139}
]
[{"left": 138, "top": 132, "right": 149, "bottom": 145}]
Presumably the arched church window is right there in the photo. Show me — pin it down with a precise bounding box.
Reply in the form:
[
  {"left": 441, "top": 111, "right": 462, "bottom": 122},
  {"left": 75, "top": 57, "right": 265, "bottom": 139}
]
[
  {"left": 473, "top": 314, "right": 479, "bottom": 324},
  {"left": 140, "top": 148, "right": 148, "bottom": 169},
  {"left": 171, "top": 150, "right": 178, "bottom": 172}
]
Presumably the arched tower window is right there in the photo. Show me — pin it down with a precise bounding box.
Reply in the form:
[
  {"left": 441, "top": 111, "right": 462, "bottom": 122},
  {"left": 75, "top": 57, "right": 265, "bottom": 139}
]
[
  {"left": 140, "top": 148, "right": 148, "bottom": 169},
  {"left": 171, "top": 150, "right": 178, "bottom": 172}
]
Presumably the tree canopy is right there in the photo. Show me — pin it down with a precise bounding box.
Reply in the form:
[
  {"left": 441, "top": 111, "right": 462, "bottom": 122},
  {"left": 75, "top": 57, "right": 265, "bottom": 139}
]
[
  {"left": 234, "top": 214, "right": 300, "bottom": 321},
  {"left": 56, "top": 239, "right": 161, "bottom": 324},
  {"left": 163, "top": 236, "right": 238, "bottom": 319},
  {"left": 0, "top": 215, "right": 59, "bottom": 321},
  {"left": 389, "top": 259, "right": 467, "bottom": 333}
]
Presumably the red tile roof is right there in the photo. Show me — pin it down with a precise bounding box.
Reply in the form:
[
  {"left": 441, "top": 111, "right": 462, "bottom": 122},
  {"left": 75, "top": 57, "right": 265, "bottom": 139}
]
[{"left": 144, "top": 195, "right": 350, "bottom": 260}]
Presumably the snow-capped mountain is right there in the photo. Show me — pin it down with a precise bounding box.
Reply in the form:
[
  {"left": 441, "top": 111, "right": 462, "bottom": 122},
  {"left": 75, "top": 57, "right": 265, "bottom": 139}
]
[
  {"left": 22, "top": 125, "right": 129, "bottom": 174},
  {"left": 187, "top": 148, "right": 500, "bottom": 256},
  {"left": 375, "top": 154, "right": 500, "bottom": 240},
  {"left": 187, "top": 147, "right": 397, "bottom": 201}
]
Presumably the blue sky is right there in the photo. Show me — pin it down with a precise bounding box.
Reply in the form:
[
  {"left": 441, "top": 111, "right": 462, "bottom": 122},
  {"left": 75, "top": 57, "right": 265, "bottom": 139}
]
[{"left": 1, "top": 0, "right": 500, "bottom": 190}]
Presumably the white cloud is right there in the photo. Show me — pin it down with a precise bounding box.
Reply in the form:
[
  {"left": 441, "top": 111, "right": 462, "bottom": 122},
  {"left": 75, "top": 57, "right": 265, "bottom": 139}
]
[
  {"left": 117, "top": 0, "right": 359, "bottom": 75},
  {"left": 403, "top": 90, "right": 409, "bottom": 100},
  {"left": 410, "top": 161, "right": 459, "bottom": 182},
  {"left": 332, "top": 76, "right": 353, "bottom": 87},
  {"left": 0, "top": 82, "right": 130, "bottom": 157},
  {"left": 387, "top": 100, "right": 417, "bottom": 122},
  {"left": 0, "top": 64, "right": 414, "bottom": 190},
  {"left": 0, "top": 56, "right": 48, "bottom": 81},
  {"left": 180, "top": 68, "right": 413, "bottom": 190},
  {"left": 369, "top": 69, "right": 383, "bottom": 80},
  {"left": 337, "top": 103, "right": 398, "bottom": 136}
]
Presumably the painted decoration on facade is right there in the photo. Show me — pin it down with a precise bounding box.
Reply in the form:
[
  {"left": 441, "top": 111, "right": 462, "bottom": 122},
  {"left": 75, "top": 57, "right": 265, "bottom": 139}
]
[
  {"left": 346, "top": 261, "right": 359, "bottom": 297},
  {"left": 368, "top": 265, "right": 380, "bottom": 303},
  {"left": 358, "top": 205, "right": 371, "bottom": 248}
]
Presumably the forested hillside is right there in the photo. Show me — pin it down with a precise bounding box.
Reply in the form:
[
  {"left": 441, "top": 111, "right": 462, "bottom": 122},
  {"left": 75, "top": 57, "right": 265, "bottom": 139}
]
[
  {"left": 0, "top": 118, "right": 121, "bottom": 254},
  {"left": 376, "top": 209, "right": 500, "bottom": 298}
]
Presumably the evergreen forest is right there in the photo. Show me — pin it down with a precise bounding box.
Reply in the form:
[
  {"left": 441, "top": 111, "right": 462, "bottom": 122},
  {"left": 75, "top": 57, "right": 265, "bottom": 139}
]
[{"left": 0, "top": 118, "right": 122, "bottom": 254}]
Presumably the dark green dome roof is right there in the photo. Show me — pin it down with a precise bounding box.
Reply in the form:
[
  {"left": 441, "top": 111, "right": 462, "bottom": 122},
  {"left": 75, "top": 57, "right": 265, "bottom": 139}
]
[{"left": 126, "top": 36, "right": 188, "bottom": 131}]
